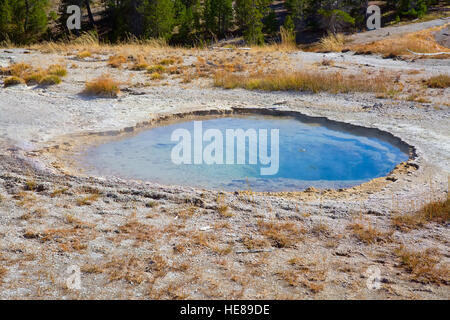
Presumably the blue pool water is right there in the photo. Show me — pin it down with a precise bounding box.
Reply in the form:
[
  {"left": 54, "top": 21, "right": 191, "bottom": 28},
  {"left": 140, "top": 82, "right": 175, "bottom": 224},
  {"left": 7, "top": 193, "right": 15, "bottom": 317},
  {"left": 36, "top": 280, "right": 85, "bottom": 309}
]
[{"left": 81, "top": 115, "right": 409, "bottom": 191}]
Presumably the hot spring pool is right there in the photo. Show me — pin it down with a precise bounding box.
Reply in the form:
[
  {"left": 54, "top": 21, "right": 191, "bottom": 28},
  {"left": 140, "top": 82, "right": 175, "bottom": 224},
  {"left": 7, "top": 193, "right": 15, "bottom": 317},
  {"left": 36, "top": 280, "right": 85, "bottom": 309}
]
[{"left": 80, "top": 114, "right": 410, "bottom": 192}]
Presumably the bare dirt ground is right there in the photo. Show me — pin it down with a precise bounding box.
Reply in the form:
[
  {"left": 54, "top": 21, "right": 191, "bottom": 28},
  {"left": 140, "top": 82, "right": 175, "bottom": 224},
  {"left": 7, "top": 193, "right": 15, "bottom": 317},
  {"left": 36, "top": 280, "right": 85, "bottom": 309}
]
[{"left": 0, "top": 21, "right": 449, "bottom": 299}]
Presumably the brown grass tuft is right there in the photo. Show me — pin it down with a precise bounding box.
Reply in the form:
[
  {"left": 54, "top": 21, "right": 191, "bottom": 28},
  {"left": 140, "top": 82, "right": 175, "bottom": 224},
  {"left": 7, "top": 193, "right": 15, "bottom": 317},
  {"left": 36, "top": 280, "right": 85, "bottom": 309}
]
[
  {"left": 348, "top": 219, "right": 390, "bottom": 244},
  {"left": 1, "top": 62, "right": 32, "bottom": 77},
  {"left": 77, "top": 50, "right": 92, "bottom": 59},
  {"left": 159, "top": 58, "right": 176, "bottom": 65},
  {"left": 47, "top": 64, "right": 67, "bottom": 77},
  {"left": 39, "top": 75, "right": 62, "bottom": 86},
  {"left": 23, "top": 70, "right": 47, "bottom": 85},
  {"left": 217, "top": 194, "right": 232, "bottom": 217},
  {"left": 394, "top": 245, "right": 448, "bottom": 284},
  {"left": 424, "top": 74, "right": 450, "bottom": 89},
  {"left": 107, "top": 55, "right": 127, "bottom": 68},
  {"left": 3, "top": 76, "right": 25, "bottom": 87},
  {"left": 258, "top": 220, "right": 304, "bottom": 248},
  {"left": 105, "top": 255, "right": 150, "bottom": 284},
  {"left": 147, "top": 65, "right": 166, "bottom": 74},
  {"left": 83, "top": 74, "right": 120, "bottom": 97},
  {"left": 117, "top": 216, "right": 159, "bottom": 245},
  {"left": 76, "top": 194, "right": 99, "bottom": 206},
  {"left": 0, "top": 266, "right": 7, "bottom": 284},
  {"left": 149, "top": 72, "right": 163, "bottom": 80},
  {"left": 318, "top": 33, "right": 345, "bottom": 52},
  {"left": 242, "top": 236, "right": 270, "bottom": 250},
  {"left": 130, "top": 55, "right": 150, "bottom": 70},
  {"left": 392, "top": 196, "right": 449, "bottom": 232}
]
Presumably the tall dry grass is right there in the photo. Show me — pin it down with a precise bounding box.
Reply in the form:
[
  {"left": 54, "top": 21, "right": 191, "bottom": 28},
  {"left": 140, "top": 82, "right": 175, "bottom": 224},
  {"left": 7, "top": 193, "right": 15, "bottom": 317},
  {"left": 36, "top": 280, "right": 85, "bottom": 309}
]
[
  {"left": 317, "top": 33, "right": 346, "bottom": 52},
  {"left": 279, "top": 26, "right": 297, "bottom": 51},
  {"left": 425, "top": 74, "right": 450, "bottom": 88},
  {"left": 214, "top": 70, "right": 393, "bottom": 94},
  {"left": 392, "top": 195, "right": 449, "bottom": 231},
  {"left": 28, "top": 31, "right": 170, "bottom": 57}
]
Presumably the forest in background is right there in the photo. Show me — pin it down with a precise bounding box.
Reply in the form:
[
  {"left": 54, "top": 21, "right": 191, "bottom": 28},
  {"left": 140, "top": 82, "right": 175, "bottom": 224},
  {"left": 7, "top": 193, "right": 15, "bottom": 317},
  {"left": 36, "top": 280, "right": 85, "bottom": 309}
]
[{"left": 0, "top": 0, "right": 445, "bottom": 46}]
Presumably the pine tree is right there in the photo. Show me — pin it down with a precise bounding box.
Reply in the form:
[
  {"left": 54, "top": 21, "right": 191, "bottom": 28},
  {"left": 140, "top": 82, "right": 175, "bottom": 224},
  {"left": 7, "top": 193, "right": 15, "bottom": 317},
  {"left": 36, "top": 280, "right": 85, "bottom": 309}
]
[
  {"left": 102, "top": 0, "right": 141, "bottom": 41},
  {"left": 285, "top": 0, "right": 308, "bottom": 25},
  {"left": 203, "top": 0, "right": 233, "bottom": 38},
  {"left": 0, "top": 0, "right": 12, "bottom": 39},
  {"left": 235, "top": 0, "right": 269, "bottom": 45},
  {"left": 262, "top": 8, "right": 278, "bottom": 37},
  {"left": 139, "top": 0, "right": 176, "bottom": 39},
  {"left": 3, "top": 0, "right": 49, "bottom": 43},
  {"left": 387, "top": 0, "right": 431, "bottom": 19}
]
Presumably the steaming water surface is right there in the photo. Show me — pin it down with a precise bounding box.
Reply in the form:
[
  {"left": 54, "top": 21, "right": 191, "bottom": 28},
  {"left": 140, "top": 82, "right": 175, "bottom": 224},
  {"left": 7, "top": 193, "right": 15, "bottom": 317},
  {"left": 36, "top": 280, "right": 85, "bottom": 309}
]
[{"left": 81, "top": 115, "right": 409, "bottom": 191}]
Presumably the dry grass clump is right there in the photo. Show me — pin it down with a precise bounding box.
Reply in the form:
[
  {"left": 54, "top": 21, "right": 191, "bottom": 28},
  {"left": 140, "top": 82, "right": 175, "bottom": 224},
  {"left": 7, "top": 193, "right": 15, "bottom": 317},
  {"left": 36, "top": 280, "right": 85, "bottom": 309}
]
[
  {"left": 167, "top": 65, "right": 185, "bottom": 75},
  {"left": 149, "top": 72, "right": 163, "bottom": 80},
  {"left": 258, "top": 220, "right": 304, "bottom": 248},
  {"left": 76, "top": 193, "right": 99, "bottom": 206},
  {"left": 105, "top": 255, "right": 150, "bottom": 284},
  {"left": 3, "top": 63, "right": 66, "bottom": 86},
  {"left": 392, "top": 196, "right": 449, "bottom": 232},
  {"left": 424, "top": 74, "right": 450, "bottom": 88},
  {"left": 318, "top": 33, "right": 345, "bottom": 52},
  {"left": 214, "top": 70, "right": 392, "bottom": 94},
  {"left": 241, "top": 236, "right": 270, "bottom": 250},
  {"left": 117, "top": 216, "right": 159, "bottom": 245},
  {"left": 147, "top": 65, "right": 166, "bottom": 74},
  {"left": 77, "top": 50, "right": 92, "bottom": 59},
  {"left": 279, "top": 26, "right": 297, "bottom": 51},
  {"left": 0, "top": 266, "right": 7, "bottom": 284},
  {"left": 278, "top": 258, "right": 326, "bottom": 293},
  {"left": 348, "top": 220, "right": 391, "bottom": 244},
  {"left": 216, "top": 194, "right": 232, "bottom": 217},
  {"left": 0, "top": 62, "right": 32, "bottom": 77},
  {"left": 349, "top": 27, "right": 450, "bottom": 58},
  {"left": 130, "top": 55, "right": 149, "bottom": 70},
  {"left": 406, "top": 93, "right": 431, "bottom": 103},
  {"left": 191, "top": 230, "right": 217, "bottom": 248},
  {"left": 3, "top": 76, "right": 25, "bottom": 87},
  {"left": 39, "top": 75, "right": 62, "bottom": 86},
  {"left": 81, "top": 264, "right": 104, "bottom": 274},
  {"left": 394, "top": 245, "right": 448, "bottom": 284},
  {"left": 159, "top": 58, "right": 176, "bottom": 65},
  {"left": 83, "top": 74, "right": 120, "bottom": 97},
  {"left": 24, "top": 226, "right": 90, "bottom": 252},
  {"left": 24, "top": 180, "right": 37, "bottom": 191},
  {"left": 23, "top": 70, "right": 47, "bottom": 85},
  {"left": 50, "top": 187, "right": 69, "bottom": 197},
  {"left": 47, "top": 64, "right": 68, "bottom": 77},
  {"left": 107, "top": 54, "right": 127, "bottom": 68}
]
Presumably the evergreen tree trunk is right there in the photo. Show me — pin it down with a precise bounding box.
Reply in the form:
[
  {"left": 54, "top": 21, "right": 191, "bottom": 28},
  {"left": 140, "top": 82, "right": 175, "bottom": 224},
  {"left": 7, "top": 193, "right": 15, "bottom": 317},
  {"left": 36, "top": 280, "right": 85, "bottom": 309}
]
[
  {"left": 24, "top": 0, "right": 29, "bottom": 32},
  {"left": 85, "top": 0, "right": 95, "bottom": 28}
]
